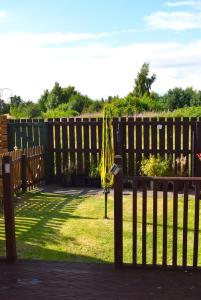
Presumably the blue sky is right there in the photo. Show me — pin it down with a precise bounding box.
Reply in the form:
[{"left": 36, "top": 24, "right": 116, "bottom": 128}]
[{"left": 0, "top": 0, "right": 201, "bottom": 100}]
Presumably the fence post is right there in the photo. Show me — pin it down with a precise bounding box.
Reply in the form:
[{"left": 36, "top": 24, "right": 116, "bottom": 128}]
[
  {"left": 114, "top": 155, "right": 123, "bottom": 267},
  {"left": 2, "top": 155, "right": 16, "bottom": 262},
  {"left": 21, "top": 153, "right": 27, "bottom": 192}
]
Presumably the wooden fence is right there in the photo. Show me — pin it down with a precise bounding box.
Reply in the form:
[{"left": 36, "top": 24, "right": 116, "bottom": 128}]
[
  {"left": 1, "top": 146, "right": 45, "bottom": 261},
  {"left": 114, "top": 155, "right": 201, "bottom": 270},
  {"left": 47, "top": 117, "right": 201, "bottom": 180},
  {"left": 8, "top": 119, "right": 48, "bottom": 150},
  {"left": 6, "top": 117, "right": 201, "bottom": 180}
]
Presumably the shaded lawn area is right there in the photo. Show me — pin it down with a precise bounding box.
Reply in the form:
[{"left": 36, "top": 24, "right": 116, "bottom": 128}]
[{"left": 0, "top": 187, "right": 201, "bottom": 266}]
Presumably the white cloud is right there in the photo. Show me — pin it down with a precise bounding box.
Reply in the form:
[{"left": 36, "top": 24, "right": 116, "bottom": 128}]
[
  {"left": 1, "top": 32, "right": 201, "bottom": 100},
  {"left": 166, "top": 1, "right": 201, "bottom": 8},
  {"left": 0, "top": 10, "right": 7, "bottom": 22},
  {"left": 0, "top": 32, "right": 109, "bottom": 48},
  {"left": 145, "top": 10, "right": 201, "bottom": 30}
]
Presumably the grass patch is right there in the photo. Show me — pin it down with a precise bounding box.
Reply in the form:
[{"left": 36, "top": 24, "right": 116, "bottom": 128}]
[{"left": 0, "top": 188, "right": 200, "bottom": 266}]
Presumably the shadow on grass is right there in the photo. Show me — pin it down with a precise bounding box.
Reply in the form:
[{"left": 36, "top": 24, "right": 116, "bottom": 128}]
[{"left": 0, "top": 186, "right": 108, "bottom": 263}]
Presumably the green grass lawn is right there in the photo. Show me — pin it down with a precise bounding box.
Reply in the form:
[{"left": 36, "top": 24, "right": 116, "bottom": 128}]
[{"left": 0, "top": 188, "right": 200, "bottom": 266}]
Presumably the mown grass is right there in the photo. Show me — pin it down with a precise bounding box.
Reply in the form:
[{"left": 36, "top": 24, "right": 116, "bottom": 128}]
[{"left": 0, "top": 189, "right": 200, "bottom": 266}]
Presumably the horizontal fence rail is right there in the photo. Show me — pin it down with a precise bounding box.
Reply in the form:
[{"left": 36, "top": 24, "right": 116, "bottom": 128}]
[{"left": 114, "top": 155, "right": 201, "bottom": 270}]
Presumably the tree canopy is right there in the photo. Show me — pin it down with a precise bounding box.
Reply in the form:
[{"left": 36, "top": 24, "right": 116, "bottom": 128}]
[{"left": 133, "top": 62, "right": 156, "bottom": 97}]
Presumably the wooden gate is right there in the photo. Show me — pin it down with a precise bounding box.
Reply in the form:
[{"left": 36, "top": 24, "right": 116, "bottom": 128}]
[{"left": 114, "top": 155, "right": 201, "bottom": 270}]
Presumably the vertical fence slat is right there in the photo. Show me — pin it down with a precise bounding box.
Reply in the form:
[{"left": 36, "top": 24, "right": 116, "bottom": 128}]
[
  {"left": 153, "top": 180, "right": 158, "bottom": 265},
  {"left": 76, "top": 118, "right": 83, "bottom": 175},
  {"left": 113, "top": 117, "right": 119, "bottom": 155},
  {"left": 62, "top": 118, "right": 68, "bottom": 175},
  {"left": 121, "top": 117, "right": 127, "bottom": 175},
  {"left": 15, "top": 119, "right": 21, "bottom": 149},
  {"left": 173, "top": 181, "right": 178, "bottom": 267},
  {"left": 132, "top": 179, "right": 137, "bottom": 265},
  {"left": 162, "top": 180, "right": 168, "bottom": 266},
  {"left": 175, "top": 118, "right": 181, "bottom": 174},
  {"left": 91, "top": 118, "right": 97, "bottom": 165},
  {"left": 193, "top": 181, "right": 200, "bottom": 268},
  {"left": 33, "top": 119, "right": 39, "bottom": 146},
  {"left": 27, "top": 119, "right": 34, "bottom": 148},
  {"left": 191, "top": 117, "right": 197, "bottom": 176},
  {"left": 69, "top": 118, "right": 75, "bottom": 175},
  {"left": 84, "top": 118, "right": 90, "bottom": 176},
  {"left": 98, "top": 118, "right": 102, "bottom": 161},
  {"left": 143, "top": 118, "right": 149, "bottom": 159},
  {"left": 195, "top": 122, "right": 201, "bottom": 176},
  {"left": 21, "top": 120, "right": 27, "bottom": 149},
  {"left": 136, "top": 118, "right": 142, "bottom": 175},
  {"left": 128, "top": 117, "right": 134, "bottom": 176},
  {"left": 55, "top": 118, "right": 61, "bottom": 179},
  {"left": 159, "top": 118, "right": 165, "bottom": 157},
  {"left": 167, "top": 118, "right": 173, "bottom": 158},
  {"left": 142, "top": 180, "right": 147, "bottom": 265},
  {"left": 183, "top": 118, "right": 189, "bottom": 175},
  {"left": 151, "top": 118, "right": 157, "bottom": 156},
  {"left": 47, "top": 119, "right": 54, "bottom": 181},
  {"left": 183, "top": 181, "right": 189, "bottom": 267},
  {"left": 114, "top": 155, "right": 123, "bottom": 267}
]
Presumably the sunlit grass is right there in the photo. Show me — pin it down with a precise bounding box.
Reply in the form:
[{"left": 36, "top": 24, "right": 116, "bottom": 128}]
[{"left": 0, "top": 189, "right": 200, "bottom": 266}]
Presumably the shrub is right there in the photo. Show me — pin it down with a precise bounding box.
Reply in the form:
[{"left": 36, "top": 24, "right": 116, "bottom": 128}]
[
  {"left": 141, "top": 155, "right": 172, "bottom": 177},
  {"left": 89, "top": 160, "right": 100, "bottom": 178}
]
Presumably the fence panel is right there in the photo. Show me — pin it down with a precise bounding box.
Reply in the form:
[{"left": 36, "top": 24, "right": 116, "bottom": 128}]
[
  {"left": 114, "top": 162, "right": 201, "bottom": 270},
  {"left": 7, "top": 117, "right": 201, "bottom": 180},
  {"left": 8, "top": 119, "right": 48, "bottom": 151}
]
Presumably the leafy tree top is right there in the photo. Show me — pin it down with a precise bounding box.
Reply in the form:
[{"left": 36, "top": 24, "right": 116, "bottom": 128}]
[{"left": 133, "top": 62, "right": 156, "bottom": 97}]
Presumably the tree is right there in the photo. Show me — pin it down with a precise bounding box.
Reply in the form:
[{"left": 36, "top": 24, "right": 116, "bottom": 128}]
[
  {"left": 0, "top": 99, "right": 10, "bottom": 114},
  {"left": 10, "top": 95, "right": 23, "bottom": 107},
  {"left": 38, "top": 89, "right": 49, "bottom": 112},
  {"left": 68, "top": 94, "right": 92, "bottom": 114},
  {"left": 162, "top": 87, "right": 194, "bottom": 110},
  {"left": 62, "top": 86, "right": 77, "bottom": 103},
  {"left": 133, "top": 62, "right": 156, "bottom": 97},
  {"left": 46, "top": 82, "right": 63, "bottom": 109}
]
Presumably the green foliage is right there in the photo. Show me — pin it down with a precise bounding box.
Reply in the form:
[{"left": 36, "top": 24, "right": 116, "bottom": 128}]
[
  {"left": 0, "top": 100, "right": 10, "bottom": 114},
  {"left": 107, "top": 96, "right": 140, "bottom": 117},
  {"left": 46, "top": 82, "right": 63, "bottom": 109},
  {"left": 10, "top": 101, "right": 41, "bottom": 118},
  {"left": 38, "top": 89, "right": 49, "bottom": 112},
  {"left": 163, "top": 87, "right": 192, "bottom": 110},
  {"left": 43, "top": 107, "right": 79, "bottom": 118},
  {"left": 133, "top": 62, "right": 156, "bottom": 97},
  {"left": 86, "top": 100, "right": 104, "bottom": 113},
  {"left": 68, "top": 94, "right": 93, "bottom": 113},
  {"left": 89, "top": 160, "right": 100, "bottom": 178},
  {"left": 159, "top": 106, "right": 201, "bottom": 117},
  {"left": 10, "top": 95, "right": 23, "bottom": 107},
  {"left": 141, "top": 155, "right": 172, "bottom": 177},
  {"left": 107, "top": 93, "right": 161, "bottom": 117}
]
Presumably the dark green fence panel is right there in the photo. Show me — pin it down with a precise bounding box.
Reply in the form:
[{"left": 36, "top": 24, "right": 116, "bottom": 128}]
[{"left": 8, "top": 119, "right": 48, "bottom": 151}]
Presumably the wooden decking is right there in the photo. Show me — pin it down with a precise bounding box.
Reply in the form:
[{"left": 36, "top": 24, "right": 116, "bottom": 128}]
[{"left": 1, "top": 260, "right": 201, "bottom": 299}]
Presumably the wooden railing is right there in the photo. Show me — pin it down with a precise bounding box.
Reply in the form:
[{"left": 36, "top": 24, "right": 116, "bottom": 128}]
[
  {"left": 1, "top": 146, "right": 45, "bottom": 262},
  {"left": 114, "top": 155, "right": 201, "bottom": 270}
]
